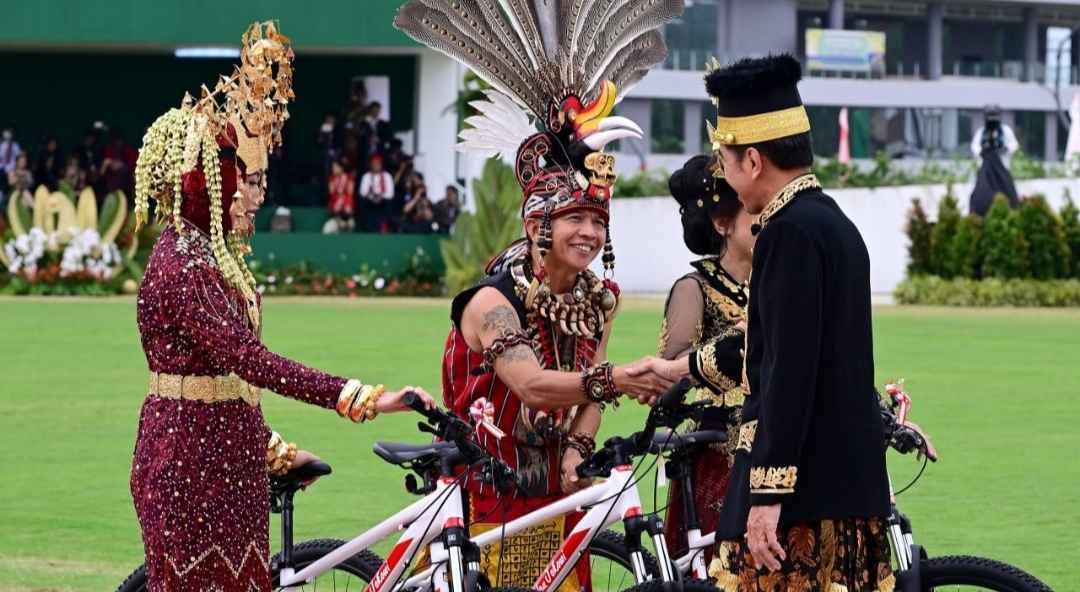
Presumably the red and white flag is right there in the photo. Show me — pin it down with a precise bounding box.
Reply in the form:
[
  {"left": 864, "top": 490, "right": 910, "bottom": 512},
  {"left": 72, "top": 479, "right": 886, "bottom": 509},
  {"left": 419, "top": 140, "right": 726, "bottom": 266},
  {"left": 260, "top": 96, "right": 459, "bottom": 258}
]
[{"left": 838, "top": 107, "right": 851, "bottom": 164}]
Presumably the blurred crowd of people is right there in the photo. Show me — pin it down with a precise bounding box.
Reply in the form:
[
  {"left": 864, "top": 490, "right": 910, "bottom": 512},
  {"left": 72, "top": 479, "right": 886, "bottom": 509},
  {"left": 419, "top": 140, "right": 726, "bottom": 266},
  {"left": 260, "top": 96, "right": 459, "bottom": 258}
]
[
  {"left": 0, "top": 123, "right": 137, "bottom": 211},
  {"left": 316, "top": 83, "right": 461, "bottom": 235},
  {"left": 0, "top": 81, "right": 463, "bottom": 237}
]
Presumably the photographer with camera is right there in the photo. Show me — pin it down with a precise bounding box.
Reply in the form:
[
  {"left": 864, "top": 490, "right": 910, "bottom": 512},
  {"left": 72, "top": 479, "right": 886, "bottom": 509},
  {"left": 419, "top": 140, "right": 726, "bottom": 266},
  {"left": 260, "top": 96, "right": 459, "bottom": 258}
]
[{"left": 969, "top": 105, "right": 1020, "bottom": 216}]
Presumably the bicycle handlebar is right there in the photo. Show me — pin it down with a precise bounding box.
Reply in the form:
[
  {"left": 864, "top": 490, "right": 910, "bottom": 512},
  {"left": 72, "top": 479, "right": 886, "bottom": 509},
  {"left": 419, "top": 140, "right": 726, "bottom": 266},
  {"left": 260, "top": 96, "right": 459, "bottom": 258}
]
[
  {"left": 577, "top": 378, "right": 698, "bottom": 479},
  {"left": 658, "top": 377, "right": 695, "bottom": 408},
  {"left": 879, "top": 384, "right": 934, "bottom": 462},
  {"left": 403, "top": 392, "right": 486, "bottom": 465}
]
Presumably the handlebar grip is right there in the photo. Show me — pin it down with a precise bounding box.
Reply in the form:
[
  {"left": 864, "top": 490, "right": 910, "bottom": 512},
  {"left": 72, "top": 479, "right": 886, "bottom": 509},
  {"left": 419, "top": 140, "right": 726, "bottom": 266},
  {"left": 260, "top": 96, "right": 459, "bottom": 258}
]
[
  {"left": 403, "top": 392, "right": 438, "bottom": 420},
  {"left": 658, "top": 377, "right": 694, "bottom": 408}
]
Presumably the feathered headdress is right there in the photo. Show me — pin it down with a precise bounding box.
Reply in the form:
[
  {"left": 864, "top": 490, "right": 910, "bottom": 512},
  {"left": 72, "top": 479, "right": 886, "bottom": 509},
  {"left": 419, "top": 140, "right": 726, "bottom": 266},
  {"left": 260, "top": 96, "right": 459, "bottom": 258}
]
[{"left": 395, "top": 0, "right": 682, "bottom": 283}]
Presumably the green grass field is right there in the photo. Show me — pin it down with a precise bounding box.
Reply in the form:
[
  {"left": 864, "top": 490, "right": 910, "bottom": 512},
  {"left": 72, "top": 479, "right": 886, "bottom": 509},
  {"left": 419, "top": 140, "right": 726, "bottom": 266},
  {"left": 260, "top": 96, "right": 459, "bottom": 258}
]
[{"left": 0, "top": 298, "right": 1077, "bottom": 592}]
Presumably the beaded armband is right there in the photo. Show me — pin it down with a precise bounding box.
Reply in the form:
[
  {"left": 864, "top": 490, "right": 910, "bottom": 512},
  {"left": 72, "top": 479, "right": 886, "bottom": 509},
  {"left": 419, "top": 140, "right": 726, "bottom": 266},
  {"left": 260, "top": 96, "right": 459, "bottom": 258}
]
[
  {"left": 336, "top": 379, "right": 386, "bottom": 423},
  {"left": 267, "top": 431, "right": 298, "bottom": 476},
  {"left": 480, "top": 328, "right": 533, "bottom": 372},
  {"left": 580, "top": 362, "right": 620, "bottom": 410},
  {"left": 563, "top": 431, "right": 597, "bottom": 458}
]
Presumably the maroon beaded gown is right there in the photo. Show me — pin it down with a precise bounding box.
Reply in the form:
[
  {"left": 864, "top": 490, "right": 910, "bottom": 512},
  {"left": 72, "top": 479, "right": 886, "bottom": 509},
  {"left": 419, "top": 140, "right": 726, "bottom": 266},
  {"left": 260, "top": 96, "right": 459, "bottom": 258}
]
[{"left": 131, "top": 220, "right": 347, "bottom": 592}]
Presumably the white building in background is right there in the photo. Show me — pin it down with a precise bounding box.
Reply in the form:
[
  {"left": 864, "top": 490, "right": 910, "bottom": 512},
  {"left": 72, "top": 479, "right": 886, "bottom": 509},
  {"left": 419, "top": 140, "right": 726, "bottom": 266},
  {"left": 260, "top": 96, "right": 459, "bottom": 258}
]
[
  {"left": 608, "top": 0, "right": 1080, "bottom": 175},
  {"left": 415, "top": 1, "right": 1080, "bottom": 187}
]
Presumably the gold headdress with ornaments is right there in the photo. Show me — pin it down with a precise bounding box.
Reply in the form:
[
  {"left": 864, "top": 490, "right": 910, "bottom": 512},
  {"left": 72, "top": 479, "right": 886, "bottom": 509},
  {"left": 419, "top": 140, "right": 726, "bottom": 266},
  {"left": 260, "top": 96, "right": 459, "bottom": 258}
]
[{"left": 134, "top": 21, "right": 294, "bottom": 309}]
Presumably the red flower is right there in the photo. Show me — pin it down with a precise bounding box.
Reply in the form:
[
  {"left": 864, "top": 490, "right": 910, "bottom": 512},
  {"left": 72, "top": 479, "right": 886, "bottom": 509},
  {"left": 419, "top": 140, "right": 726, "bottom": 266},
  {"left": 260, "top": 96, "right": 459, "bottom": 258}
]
[{"left": 182, "top": 170, "right": 208, "bottom": 196}]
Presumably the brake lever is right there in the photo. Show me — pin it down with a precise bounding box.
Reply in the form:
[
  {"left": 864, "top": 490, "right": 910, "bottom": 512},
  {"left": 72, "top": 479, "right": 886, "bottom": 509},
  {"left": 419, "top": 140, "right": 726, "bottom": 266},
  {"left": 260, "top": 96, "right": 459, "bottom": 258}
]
[{"left": 576, "top": 448, "right": 615, "bottom": 479}]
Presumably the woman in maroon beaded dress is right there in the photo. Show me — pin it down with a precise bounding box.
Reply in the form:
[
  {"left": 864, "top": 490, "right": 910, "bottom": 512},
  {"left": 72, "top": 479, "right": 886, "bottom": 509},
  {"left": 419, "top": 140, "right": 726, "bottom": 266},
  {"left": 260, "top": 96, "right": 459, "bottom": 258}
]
[{"left": 130, "top": 22, "right": 433, "bottom": 592}]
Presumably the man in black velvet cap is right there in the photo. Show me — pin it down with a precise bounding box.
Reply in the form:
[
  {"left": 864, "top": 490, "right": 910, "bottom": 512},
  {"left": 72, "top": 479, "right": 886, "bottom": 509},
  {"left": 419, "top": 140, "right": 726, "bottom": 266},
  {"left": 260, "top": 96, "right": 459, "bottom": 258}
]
[{"left": 704, "top": 54, "right": 895, "bottom": 592}]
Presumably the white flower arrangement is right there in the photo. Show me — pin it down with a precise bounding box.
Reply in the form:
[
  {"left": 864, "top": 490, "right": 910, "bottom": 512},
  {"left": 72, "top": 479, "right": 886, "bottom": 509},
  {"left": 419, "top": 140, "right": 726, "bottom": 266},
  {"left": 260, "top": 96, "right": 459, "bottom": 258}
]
[
  {"left": 3, "top": 227, "right": 50, "bottom": 276},
  {"left": 59, "top": 228, "right": 122, "bottom": 279},
  {"left": 2, "top": 226, "right": 122, "bottom": 280}
]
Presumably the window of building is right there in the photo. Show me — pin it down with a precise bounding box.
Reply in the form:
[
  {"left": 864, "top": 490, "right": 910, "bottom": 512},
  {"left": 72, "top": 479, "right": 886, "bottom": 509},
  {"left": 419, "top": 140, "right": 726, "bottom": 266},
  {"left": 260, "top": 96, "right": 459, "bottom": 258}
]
[
  {"left": 650, "top": 100, "right": 685, "bottom": 154},
  {"left": 1014, "top": 111, "right": 1046, "bottom": 160},
  {"left": 664, "top": 0, "right": 719, "bottom": 70}
]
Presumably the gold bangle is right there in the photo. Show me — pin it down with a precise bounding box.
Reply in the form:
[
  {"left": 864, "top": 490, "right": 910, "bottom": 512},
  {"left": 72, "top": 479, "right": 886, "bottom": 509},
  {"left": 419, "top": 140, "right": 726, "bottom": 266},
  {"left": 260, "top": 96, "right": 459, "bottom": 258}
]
[
  {"left": 270, "top": 442, "right": 298, "bottom": 476},
  {"left": 267, "top": 431, "right": 284, "bottom": 462},
  {"left": 336, "top": 380, "right": 364, "bottom": 417},
  {"left": 348, "top": 384, "right": 375, "bottom": 423},
  {"left": 364, "top": 385, "right": 386, "bottom": 421}
]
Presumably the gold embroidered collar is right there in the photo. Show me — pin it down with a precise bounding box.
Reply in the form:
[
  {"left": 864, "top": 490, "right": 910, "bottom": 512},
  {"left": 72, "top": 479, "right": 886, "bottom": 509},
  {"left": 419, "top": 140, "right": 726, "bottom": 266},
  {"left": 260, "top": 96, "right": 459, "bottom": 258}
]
[
  {"left": 751, "top": 173, "right": 821, "bottom": 236},
  {"left": 690, "top": 257, "right": 747, "bottom": 307}
]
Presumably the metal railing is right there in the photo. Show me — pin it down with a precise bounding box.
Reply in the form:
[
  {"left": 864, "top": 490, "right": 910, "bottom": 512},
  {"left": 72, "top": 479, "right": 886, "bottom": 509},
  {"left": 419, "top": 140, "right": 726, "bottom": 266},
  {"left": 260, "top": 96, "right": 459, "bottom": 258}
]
[{"left": 661, "top": 51, "right": 1080, "bottom": 85}]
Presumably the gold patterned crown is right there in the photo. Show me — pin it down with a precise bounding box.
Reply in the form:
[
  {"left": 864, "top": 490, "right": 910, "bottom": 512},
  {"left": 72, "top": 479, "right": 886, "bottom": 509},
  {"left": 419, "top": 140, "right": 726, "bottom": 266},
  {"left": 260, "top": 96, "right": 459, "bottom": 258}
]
[
  {"left": 133, "top": 21, "right": 294, "bottom": 325},
  {"left": 197, "top": 21, "right": 294, "bottom": 173}
]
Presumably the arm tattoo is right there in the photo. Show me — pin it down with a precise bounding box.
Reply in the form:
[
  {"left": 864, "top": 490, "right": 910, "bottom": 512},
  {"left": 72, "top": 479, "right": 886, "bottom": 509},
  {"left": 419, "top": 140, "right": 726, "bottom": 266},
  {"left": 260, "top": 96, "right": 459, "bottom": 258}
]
[
  {"left": 479, "top": 305, "right": 536, "bottom": 367},
  {"left": 502, "top": 343, "right": 535, "bottom": 364},
  {"left": 482, "top": 304, "right": 521, "bottom": 333}
]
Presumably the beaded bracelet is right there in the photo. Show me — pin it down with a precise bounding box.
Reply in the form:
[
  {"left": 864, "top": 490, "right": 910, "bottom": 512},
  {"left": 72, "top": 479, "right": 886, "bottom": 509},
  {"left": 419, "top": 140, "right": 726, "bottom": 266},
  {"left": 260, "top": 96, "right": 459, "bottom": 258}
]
[
  {"left": 580, "top": 362, "right": 619, "bottom": 410},
  {"left": 563, "top": 431, "right": 597, "bottom": 458}
]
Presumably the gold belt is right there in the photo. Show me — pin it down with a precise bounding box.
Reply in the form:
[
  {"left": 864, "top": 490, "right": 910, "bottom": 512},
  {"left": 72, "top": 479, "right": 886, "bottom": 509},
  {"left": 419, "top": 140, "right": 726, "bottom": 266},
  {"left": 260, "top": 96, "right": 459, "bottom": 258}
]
[{"left": 149, "top": 372, "right": 262, "bottom": 407}]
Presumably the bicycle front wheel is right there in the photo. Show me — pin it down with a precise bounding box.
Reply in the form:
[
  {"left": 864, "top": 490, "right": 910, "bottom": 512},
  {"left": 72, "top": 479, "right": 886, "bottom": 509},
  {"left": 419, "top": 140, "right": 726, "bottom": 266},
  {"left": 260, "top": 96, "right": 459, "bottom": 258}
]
[
  {"left": 271, "top": 538, "right": 384, "bottom": 590},
  {"left": 921, "top": 555, "right": 1054, "bottom": 592},
  {"left": 112, "top": 540, "right": 384, "bottom": 592},
  {"left": 618, "top": 577, "right": 721, "bottom": 592},
  {"left": 115, "top": 565, "right": 147, "bottom": 592},
  {"left": 586, "top": 529, "right": 661, "bottom": 592}
]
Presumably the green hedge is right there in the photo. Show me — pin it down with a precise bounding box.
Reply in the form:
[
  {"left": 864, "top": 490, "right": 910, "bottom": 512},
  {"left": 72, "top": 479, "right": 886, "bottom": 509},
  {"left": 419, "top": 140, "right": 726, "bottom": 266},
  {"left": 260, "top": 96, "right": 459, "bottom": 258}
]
[
  {"left": 894, "top": 275, "right": 1080, "bottom": 307},
  {"left": 900, "top": 190, "right": 1080, "bottom": 306},
  {"left": 906, "top": 192, "right": 1080, "bottom": 282}
]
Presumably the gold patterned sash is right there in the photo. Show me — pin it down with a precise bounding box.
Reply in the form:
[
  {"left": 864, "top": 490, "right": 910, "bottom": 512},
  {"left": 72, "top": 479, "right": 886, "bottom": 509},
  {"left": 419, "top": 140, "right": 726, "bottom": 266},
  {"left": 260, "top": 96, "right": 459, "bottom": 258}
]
[{"left": 149, "top": 372, "right": 262, "bottom": 407}]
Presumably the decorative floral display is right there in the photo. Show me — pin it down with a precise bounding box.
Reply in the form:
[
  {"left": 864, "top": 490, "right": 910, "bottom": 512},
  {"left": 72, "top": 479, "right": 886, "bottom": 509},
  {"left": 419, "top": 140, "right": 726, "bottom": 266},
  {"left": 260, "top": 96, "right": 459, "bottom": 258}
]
[{"left": 250, "top": 246, "right": 444, "bottom": 298}]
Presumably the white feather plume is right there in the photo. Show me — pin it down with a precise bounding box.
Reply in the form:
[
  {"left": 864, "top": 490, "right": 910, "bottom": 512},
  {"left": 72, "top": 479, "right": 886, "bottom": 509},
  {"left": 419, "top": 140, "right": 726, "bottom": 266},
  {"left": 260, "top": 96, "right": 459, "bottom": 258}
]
[{"left": 455, "top": 90, "right": 538, "bottom": 160}]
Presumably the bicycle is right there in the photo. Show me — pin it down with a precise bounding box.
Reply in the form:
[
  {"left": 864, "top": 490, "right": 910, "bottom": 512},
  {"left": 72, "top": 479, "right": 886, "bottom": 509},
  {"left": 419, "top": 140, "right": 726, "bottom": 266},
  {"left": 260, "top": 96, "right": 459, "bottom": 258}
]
[
  {"left": 115, "top": 396, "right": 536, "bottom": 592},
  {"left": 647, "top": 380, "right": 1055, "bottom": 592},
  {"left": 308, "top": 378, "right": 718, "bottom": 592}
]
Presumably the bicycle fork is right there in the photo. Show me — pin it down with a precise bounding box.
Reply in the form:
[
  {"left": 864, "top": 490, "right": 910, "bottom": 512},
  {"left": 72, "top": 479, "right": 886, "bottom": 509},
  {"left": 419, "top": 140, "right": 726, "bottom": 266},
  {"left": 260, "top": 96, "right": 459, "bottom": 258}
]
[
  {"left": 623, "top": 510, "right": 678, "bottom": 583},
  {"left": 886, "top": 479, "right": 927, "bottom": 592}
]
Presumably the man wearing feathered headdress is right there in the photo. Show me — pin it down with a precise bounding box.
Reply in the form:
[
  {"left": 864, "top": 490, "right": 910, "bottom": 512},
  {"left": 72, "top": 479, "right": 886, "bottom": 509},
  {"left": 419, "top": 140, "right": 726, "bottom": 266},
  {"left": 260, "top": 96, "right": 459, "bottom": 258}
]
[
  {"left": 700, "top": 54, "right": 895, "bottom": 591},
  {"left": 395, "top": 1, "right": 683, "bottom": 589}
]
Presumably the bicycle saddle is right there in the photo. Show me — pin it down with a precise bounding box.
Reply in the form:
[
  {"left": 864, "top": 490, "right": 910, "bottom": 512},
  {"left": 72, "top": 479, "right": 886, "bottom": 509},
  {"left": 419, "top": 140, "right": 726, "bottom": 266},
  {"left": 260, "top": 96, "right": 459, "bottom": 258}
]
[
  {"left": 652, "top": 430, "right": 728, "bottom": 453},
  {"left": 374, "top": 440, "right": 458, "bottom": 465},
  {"left": 269, "top": 460, "right": 333, "bottom": 494}
]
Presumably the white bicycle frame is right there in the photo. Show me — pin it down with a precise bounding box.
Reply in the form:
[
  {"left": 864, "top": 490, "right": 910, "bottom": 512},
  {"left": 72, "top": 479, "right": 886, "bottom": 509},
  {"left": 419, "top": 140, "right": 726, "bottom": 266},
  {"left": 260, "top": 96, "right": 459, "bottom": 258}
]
[
  {"left": 672, "top": 529, "right": 715, "bottom": 580},
  {"left": 396, "top": 462, "right": 676, "bottom": 592},
  {"left": 278, "top": 474, "right": 470, "bottom": 592}
]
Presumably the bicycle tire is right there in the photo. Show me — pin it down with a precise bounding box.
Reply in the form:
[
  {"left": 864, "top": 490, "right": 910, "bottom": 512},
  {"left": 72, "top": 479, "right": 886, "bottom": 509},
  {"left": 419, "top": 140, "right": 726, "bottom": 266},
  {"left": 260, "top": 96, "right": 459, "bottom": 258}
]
[
  {"left": 114, "top": 564, "right": 147, "bottom": 592},
  {"left": 271, "top": 538, "right": 384, "bottom": 589},
  {"left": 921, "top": 555, "right": 1054, "bottom": 592},
  {"left": 112, "top": 539, "right": 384, "bottom": 592},
  {"left": 586, "top": 529, "right": 662, "bottom": 591},
  {"left": 617, "top": 577, "right": 721, "bottom": 592}
]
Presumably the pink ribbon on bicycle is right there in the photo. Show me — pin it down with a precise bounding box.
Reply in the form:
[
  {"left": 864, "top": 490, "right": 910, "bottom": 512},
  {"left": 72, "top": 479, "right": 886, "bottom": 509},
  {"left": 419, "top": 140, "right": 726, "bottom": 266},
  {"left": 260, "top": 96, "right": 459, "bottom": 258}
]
[
  {"left": 885, "top": 380, "right": 912, "bottom": 425},
  {"left": 469, "top": 397, "right": 506, "bottom": 440}
]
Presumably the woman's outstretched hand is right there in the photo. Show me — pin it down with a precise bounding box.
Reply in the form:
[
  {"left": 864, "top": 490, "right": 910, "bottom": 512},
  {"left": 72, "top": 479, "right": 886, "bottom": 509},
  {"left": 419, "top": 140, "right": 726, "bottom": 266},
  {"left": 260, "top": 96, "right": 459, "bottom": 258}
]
[{"left": 376, "top": 386, "right": 436, "bottom": 414}]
